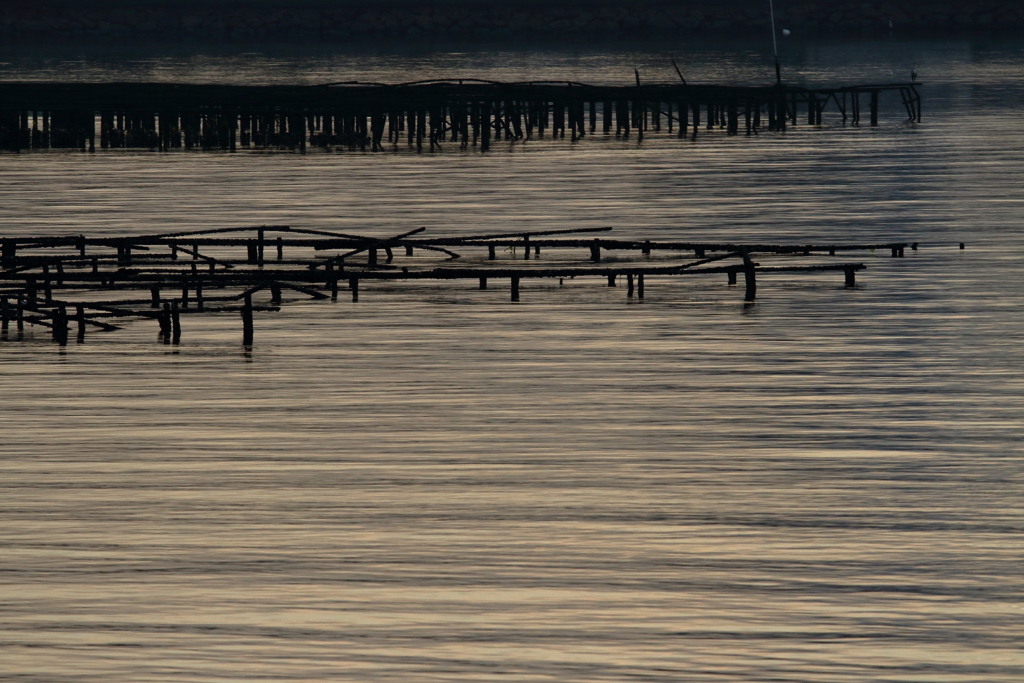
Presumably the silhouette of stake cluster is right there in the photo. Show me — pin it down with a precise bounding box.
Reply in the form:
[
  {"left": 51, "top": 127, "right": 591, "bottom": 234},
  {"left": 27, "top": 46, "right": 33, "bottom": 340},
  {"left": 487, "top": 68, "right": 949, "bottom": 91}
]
[{"left": 0, "top": 79, "right": 922, "bottom": 152}]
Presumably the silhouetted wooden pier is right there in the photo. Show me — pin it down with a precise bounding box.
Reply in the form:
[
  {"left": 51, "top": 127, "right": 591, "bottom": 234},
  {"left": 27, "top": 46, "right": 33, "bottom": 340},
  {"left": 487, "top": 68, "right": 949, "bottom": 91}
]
[
  {"left": 0, "top": 79, "right": 922, "bottom": 152},
  {"left": 0, "top": 225, "right": 915, "bottom": 347}
]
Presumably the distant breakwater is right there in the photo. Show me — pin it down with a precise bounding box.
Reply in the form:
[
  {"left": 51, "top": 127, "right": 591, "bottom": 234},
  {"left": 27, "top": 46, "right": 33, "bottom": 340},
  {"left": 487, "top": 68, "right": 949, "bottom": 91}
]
[{"left": 7, "top": 2, "right": 1024, "bottom": 41}]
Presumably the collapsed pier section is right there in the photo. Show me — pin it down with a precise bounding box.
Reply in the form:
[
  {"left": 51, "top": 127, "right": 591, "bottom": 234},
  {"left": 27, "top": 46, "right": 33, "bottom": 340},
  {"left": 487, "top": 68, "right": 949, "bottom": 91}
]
[{"left": 0, "top": 225, "right": 913, "bottom": 347}]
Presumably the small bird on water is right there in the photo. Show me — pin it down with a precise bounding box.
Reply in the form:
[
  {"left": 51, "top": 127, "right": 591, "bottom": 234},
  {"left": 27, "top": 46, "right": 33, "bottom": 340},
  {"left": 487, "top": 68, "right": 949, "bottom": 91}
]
[{"left": 911, "top": 65, "right": 919, "bottom": 82}]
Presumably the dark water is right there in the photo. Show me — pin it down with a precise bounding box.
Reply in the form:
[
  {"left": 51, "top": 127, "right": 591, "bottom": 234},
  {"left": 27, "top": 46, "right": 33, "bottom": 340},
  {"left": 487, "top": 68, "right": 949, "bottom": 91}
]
[{"left": 1, "top": 39, "right": 1023, "bottom": 681}]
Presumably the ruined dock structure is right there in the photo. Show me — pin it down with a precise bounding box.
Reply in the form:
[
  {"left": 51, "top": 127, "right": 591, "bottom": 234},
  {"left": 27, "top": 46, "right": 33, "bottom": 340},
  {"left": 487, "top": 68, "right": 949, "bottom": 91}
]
[
  {"left": 0, "top": 225, "right": 913, "bottom": 346},
  {"left": 0, "top": 79, "right": 921, "bottom": 152}
]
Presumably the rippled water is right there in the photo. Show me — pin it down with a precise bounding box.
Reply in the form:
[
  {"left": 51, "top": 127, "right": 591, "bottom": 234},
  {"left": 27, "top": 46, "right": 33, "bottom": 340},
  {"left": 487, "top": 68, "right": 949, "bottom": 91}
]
[{"left": 2, "top": 39, "right": 1023, "bottom": 682}]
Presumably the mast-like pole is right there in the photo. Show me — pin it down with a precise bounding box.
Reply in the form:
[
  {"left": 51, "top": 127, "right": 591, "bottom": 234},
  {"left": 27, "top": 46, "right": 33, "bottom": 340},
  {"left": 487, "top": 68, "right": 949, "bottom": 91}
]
[{"left": 769, "top": 0, "right": 781, "bottom": 85}]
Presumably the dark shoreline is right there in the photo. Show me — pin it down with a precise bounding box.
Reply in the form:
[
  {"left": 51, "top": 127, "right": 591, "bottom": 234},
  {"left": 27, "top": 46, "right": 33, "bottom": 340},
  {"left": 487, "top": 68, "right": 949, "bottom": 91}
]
[{"left": 7, "top": 2, "right": 1024, "bottom": 41}]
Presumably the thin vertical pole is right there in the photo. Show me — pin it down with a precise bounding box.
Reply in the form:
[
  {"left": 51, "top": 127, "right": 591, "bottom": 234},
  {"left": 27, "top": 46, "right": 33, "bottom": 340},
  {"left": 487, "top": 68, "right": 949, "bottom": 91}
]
[{"left": 769, "top": 0, "right": 781, "bottom": 85}]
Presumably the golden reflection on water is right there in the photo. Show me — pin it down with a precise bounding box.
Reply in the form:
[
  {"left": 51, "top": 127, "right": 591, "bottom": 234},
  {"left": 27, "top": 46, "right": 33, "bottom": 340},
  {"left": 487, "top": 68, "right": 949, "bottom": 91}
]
[{"left": 1, "top": 40, "right": 1024, "bottom": 682}]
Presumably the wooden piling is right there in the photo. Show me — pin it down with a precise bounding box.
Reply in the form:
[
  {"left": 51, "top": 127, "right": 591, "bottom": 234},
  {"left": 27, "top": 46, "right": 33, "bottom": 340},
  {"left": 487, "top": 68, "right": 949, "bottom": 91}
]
[
  {"left": 241, "top": 293, "right": 254, "bottom": 345},
  {"left": 511, "top": 275, "right": 520, "bottom": 302},
  {"left": 52, "top": 304, "right": 68, "bottom": 345},
  {"left": 480, "top": 103, "right": 490, "bottom": 151},
  {"left": 171, "top": 301, "right": 181, "bottom": 342},
  {"left": 743, "top": 254, "right": 756, "bottom": 301},
  {"left": 160, "top": 302, "right": 171, "bottom": 339}
]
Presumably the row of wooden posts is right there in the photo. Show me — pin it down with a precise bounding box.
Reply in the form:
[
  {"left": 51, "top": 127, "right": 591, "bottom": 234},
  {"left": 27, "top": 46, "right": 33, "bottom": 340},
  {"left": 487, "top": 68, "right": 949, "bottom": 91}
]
[
  {"left": 0, "top": 225, "right": 914, "bottom": 347},
  {"left": 0, "top": 80, "right": 921, "bottom": 152}
]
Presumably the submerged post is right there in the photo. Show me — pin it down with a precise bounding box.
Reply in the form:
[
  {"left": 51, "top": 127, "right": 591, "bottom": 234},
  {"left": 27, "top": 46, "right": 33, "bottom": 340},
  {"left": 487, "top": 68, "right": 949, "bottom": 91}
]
[
  {"left": 76, "top": 305, "right": 85, "bottom": 342},
  {"left": 52, "top": 304, "right": 68, "bottom": 345},
  {"left": 171, "top": 301, "right": 181, "bottom": 343},
  {"left": 743, "top": 253, "right": 757, "bottom": 301},
  {"left": 160, "top": 302, "right": 171, "bottom": 340},
  {"left": 241, "top": 293, "right": 253, "bottom": 345}
]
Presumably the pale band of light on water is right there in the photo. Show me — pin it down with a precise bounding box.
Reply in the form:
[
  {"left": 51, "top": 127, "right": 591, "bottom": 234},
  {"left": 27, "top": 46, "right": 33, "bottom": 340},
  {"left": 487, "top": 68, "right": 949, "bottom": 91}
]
[{"left": 0, "top": 39, "right": 1022, "bottom": 682}]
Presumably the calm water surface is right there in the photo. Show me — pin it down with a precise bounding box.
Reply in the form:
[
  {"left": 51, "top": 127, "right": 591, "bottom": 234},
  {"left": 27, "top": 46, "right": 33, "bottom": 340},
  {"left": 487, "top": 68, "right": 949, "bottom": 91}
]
[{"left": 1, "top": 39, "right": 1022, "bottom": 682}]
